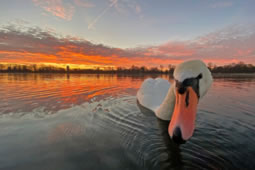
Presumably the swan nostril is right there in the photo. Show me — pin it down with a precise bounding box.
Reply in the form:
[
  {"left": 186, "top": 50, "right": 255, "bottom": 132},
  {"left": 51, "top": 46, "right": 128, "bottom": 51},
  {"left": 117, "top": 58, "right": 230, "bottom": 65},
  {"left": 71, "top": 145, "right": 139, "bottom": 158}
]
[{"left": 172, "top": 127, "right": 186, "bottom": 144}]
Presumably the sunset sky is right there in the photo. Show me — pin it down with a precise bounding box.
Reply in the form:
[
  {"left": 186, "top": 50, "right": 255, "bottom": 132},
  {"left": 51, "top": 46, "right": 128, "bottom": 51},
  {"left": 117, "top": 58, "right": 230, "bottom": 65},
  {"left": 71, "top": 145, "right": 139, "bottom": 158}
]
[{"left": 1, "top": 0, "right": 255, "bottom": 68}]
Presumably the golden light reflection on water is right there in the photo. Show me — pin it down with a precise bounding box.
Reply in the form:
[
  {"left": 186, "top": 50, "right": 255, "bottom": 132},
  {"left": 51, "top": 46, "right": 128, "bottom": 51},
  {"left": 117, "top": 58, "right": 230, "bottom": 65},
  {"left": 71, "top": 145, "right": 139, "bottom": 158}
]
[
  {"left": 0, "top": 73, "right": 170, "bottom": 113},
  {"left": 1, "top": 73, "right": 255, "bottom": 115}
]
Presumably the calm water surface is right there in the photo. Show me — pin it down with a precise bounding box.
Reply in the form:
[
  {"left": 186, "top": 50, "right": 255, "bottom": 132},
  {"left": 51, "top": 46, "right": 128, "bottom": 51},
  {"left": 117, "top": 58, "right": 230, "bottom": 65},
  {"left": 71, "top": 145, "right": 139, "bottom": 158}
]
[{"left": 0, "top": 73, "right": 255, "bottom": 170}]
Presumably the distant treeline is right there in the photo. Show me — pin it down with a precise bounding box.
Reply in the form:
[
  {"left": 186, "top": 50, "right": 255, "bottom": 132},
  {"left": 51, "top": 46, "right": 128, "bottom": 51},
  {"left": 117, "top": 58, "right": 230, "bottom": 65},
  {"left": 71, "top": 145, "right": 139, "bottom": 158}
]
[
  {"left": 0, "top": 62, "right": 255, "bottom": 74},
  {"left": 208, "top": 62, "right": 255, "bottom": 73},
  {"left": 0, "top": 64, "right": 175, "bottom": 74}
]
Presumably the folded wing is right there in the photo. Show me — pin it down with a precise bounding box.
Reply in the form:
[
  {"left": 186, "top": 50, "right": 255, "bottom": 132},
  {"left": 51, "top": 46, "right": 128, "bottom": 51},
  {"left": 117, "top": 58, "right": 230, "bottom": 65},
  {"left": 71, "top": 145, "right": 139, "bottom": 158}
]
[{"left": 137, "top": 78, "right": 171, "bottom": 113}]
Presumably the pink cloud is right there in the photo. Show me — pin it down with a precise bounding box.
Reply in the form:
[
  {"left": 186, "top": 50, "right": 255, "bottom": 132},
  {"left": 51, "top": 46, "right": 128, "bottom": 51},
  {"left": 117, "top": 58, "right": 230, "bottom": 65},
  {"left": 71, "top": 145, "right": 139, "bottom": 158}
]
[
  {"left": 135, "top": 5, "right": 141, "bottom": 14},
  {"left": 32, "top": 0, "right": 75, "bottom": 20},
  {"left": 1, "top": 24, "right": 255, "bottom": 67},
  {"left": 191, "top": 25, "right": 255, "bottom": 63}
]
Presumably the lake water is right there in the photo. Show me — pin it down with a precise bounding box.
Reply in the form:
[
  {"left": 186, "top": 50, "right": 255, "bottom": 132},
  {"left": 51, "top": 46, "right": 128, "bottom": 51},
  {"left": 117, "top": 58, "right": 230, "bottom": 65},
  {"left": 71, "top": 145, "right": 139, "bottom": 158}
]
[{"left": 0, "top": 73, "right": 255, "bottom": 170}]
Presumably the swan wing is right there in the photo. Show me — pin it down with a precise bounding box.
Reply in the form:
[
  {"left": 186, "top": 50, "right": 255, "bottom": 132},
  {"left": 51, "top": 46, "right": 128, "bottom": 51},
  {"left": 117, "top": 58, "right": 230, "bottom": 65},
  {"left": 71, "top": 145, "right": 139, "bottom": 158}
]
[{"left": 137, "top": 78, "right": 171, "bottom": 113}]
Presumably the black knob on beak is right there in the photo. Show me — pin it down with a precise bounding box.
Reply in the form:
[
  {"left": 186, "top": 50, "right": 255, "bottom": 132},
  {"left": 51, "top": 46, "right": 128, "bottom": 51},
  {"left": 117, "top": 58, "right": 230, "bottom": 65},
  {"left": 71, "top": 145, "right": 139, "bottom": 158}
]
[{"left": 172, "top": 127, "right": 186, "bottom": 144}]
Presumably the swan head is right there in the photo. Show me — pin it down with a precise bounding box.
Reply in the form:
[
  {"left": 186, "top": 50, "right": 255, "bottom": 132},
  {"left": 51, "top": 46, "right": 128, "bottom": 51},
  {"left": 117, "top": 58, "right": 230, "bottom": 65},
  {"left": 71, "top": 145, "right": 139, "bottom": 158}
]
[{"left": 169, "top": 60, "right": 213, "bottom": 144}]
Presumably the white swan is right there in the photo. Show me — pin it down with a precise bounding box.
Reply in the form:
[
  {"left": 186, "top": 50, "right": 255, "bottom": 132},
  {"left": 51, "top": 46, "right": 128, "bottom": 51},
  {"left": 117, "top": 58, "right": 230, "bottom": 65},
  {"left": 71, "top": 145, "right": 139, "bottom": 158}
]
[{"left": 137, "top": 60, "right": 213, "bottom": 144}]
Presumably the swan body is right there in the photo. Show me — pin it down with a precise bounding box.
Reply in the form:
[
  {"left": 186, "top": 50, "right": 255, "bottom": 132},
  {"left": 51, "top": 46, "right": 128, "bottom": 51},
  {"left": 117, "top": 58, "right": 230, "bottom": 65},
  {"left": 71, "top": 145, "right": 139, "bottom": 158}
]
[
  {"left": 137, "top": 60, "right": 213, "bottom": 143},
  {"left": 137, "top": 78, "right": 175, "bottom": 120}
]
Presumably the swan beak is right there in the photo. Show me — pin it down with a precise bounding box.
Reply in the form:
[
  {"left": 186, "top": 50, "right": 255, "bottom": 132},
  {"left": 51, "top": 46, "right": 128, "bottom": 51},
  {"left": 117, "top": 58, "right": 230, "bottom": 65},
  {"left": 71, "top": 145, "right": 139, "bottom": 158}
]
[{"left": 168, "top": 87, "right": 198, "bottom": 144}]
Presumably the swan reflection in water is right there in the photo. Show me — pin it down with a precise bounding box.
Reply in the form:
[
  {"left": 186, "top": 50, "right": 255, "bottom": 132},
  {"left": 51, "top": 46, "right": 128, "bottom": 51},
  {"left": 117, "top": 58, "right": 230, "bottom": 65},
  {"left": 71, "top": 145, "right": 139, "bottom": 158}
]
[{"left": 137, "top": 100, "right": 183, "bottom": 169}]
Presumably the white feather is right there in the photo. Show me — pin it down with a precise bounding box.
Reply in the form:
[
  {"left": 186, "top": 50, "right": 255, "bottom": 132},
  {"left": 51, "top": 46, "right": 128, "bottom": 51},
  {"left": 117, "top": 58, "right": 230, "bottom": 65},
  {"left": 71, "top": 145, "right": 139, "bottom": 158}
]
[
  {"left": 137, "top": 60, "right": 213, "bottom": 121},
  {"left": 137, "top": 78, "right": 170, "bottom": 112}
]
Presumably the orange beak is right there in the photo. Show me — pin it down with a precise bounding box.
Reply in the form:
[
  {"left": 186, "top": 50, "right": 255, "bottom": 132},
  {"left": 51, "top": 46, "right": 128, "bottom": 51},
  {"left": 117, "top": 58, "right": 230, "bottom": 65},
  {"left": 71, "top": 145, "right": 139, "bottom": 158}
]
[{"left": 168, "top": 87, "right": 198, "bottom": 143}]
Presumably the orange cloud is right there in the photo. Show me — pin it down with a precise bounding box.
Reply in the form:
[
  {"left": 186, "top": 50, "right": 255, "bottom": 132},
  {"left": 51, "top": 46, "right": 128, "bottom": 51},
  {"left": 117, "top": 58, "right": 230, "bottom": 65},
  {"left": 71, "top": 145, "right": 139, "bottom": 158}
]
[{"left": 1, "top": 24, "right": 255, "bottom": 68}]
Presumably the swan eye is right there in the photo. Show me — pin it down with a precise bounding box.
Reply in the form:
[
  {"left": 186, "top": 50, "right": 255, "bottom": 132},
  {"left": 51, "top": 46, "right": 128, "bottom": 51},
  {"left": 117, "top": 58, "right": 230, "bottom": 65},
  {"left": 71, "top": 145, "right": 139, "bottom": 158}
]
[
  {"left": 175, "top": 80, "right": 187, "bottom": 94},
  {"left": 183, "top": 79, "right": 193, "bottom": 86},
  {"left": 196, "top": 73, "right": 203, "bottom": 79},
  {"left": 175, "top": 75, "right": 201, "bottom": 98}
]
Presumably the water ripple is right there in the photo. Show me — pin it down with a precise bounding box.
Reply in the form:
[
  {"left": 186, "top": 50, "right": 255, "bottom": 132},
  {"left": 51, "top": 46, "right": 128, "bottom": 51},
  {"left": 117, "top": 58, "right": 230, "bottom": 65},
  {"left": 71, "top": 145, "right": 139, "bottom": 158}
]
[{"left": 1, "top": 74, "right": 255, "bottom": 169}]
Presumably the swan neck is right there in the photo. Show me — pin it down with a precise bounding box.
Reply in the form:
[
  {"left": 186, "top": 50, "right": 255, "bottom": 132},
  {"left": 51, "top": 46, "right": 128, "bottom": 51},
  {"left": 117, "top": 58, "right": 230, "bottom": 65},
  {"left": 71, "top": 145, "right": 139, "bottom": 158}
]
[{"left": 155, "top": 85, "right": 176, "bottom": 120}]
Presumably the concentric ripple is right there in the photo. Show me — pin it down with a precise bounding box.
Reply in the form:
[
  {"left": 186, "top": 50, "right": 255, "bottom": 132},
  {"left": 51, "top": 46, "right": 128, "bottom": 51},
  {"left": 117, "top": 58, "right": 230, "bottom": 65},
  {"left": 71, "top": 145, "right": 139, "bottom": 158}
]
[{"left": 0, "top": 74, "right": 255, "bottom": 169}]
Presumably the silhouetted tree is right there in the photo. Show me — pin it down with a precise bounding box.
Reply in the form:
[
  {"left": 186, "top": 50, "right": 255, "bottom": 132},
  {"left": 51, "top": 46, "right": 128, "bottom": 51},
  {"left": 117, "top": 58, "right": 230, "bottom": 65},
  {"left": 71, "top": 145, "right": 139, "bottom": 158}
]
[
  {"left": 66, "top": 65, "right": 70, "bottom": 72},
  {"left": 32, "top": 64, "right": 37, "bottom": 72},
  {"left": 160, "top": 65, "right": 164, "bottom": 72},
  {"left": 140, "top": 66, "right": 147, "bottom": 73}
]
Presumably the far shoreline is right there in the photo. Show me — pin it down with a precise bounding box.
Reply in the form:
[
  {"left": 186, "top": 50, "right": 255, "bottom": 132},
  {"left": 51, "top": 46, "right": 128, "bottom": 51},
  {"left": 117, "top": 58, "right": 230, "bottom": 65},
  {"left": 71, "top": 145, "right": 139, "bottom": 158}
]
[{"left": 1, "top": 72, "right": 255, "bottom": 78}]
